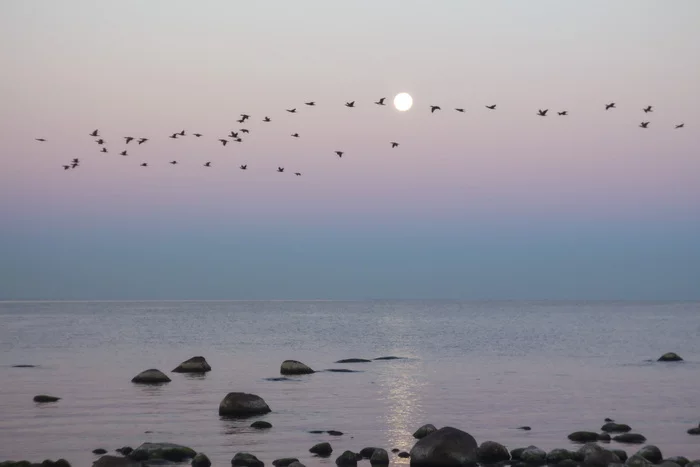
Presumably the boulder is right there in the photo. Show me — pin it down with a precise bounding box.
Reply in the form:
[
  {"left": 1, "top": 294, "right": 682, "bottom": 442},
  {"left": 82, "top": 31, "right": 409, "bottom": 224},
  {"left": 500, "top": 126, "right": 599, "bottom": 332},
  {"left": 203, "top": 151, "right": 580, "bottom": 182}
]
[
  {"left": 477, "top": 441, "right": 510, "bottom": 463},
  {"left": 613, "top": 433, "right": 646, "bottom": 444},
  {"left": 612, "top": 450, "right": 628, "bottom": 462},
  {"left": 92, "top": 456, "right": 143, "bottom": 467},
  {"left": 92, "top": 449, "right": 108, "bottom": 455},
  {"left": 409, "top": 426, "right": 478, "bottom": 467},
  {"left": 12, "top": 364, "right": 36, "bottom": 368},
  {"left": 335, "top": 451, "right": 358, "bottom": 466},
  {"left": 250, "top": 421, "right": 272, "bottom": 429},
  {"left": 327, "top": 430, "right": 343, "bottom": 436},
  {"left": 601, "top": 423, "right": 632, "bottom": 433},
  {"left": 688, "top": 462, "right": 700, "bottom": 467},
  {"left": 413, "top": 424, "right": 437, "bottom": 439},
  {"left": 584, "top": 449, "right": 621, "bottom": 467},
  {"left": 288, "top": 463, "right": 306, "bottom": 467},
  {"left": 636, "top": 446, "right": 662, "bottom": 464},
  {"left": 280, "top": 360, "right": 314, "bottom": 375},
  {"left": 688, "top": 427, "right": 700, "bottom": 435},
  {"left": 520, "top": 446, "right": 547, "bottom": 465},
  {"left": 130, "top": 369, "right": 171, "bottom": 384},
  {"left": 192, "top": 453, "right": 211, "bottom": 467},
  {"left": 360, "top": 448, "right": 378, "bottom": 458},
  {"left": 232, "top": 453, "right": 264, "bottom": 467},
  {"left": 219, "top": 392, "right": 271, "bottom": 416},
  {"left": 370, "top": 449, "right": 389, "bottom": 465},
  {"left": 335, "top": 358, "right": 372, "bottom": 363},
  {"left": 547, "top": 449, "right": 575, "bottom": 464},
  {"left": 115, "top": 447, "right": 133, "bottom": 456},
  {"left": 172, "top": 356, "right": 211, "bottom": 373},
  {"left": 558, "top": 460, "right": 578, "bottom": 467},
  {"left": 626, "top": 454, "right": 653, "bottom": 467},
  {"left": 398, "top": 451, "right": 410, "bottom": 458},
  {"left": 272, "top": 459, "right": 299, "bottom": 467},
  {"left": 660, "top": 463, "right": 681, "bottom": 467},
  {"left": 128, "top": 443, "right": 196, "bottom": 462},
  {"left": 568, "top": 432, "right": 600, "bottom": 443},
  {"left": 309, "top": 442, "right": 332, "bottom": 456},
  {"left": 665, "top": 457, "right": 690, "bottom": 466},
  {"left": 598, "top": 433, "right": 611, "bottom": 442},
  {"left": 33, "top": 395, "right": 60, "bottom": 403},
  {"left": 657, "top": 352, "right": 683, "bottom": 362}
]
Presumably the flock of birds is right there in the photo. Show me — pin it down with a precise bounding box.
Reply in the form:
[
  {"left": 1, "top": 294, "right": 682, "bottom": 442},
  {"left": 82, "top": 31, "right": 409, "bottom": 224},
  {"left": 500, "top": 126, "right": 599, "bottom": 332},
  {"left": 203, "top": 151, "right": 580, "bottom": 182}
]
[{"left": 32, "top": 98, "right": 688, "bottom": 174}]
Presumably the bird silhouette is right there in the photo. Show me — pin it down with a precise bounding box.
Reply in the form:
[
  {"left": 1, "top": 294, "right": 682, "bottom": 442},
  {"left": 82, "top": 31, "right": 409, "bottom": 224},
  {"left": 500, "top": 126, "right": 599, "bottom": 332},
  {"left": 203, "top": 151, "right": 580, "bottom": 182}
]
[
  {"left": 643, "top": 106, "right": 653, "bottom": 113},
  {"left": 286, "top": 108, "right": 297, "bottom": 113},
  {"left": 71, "top": 162, "right": 79, "bottom": 169},
  {"left": 72, "top": 158, "right": 79, "bottom": 164},
  {"left": 62, "top": 165, "right": 70, "bottom": 170},
  {"left": 193, "top": 133, "right": 202, "bottom": 137},
  {"left": 639, "top": 122, "right": 650, "bottom": 128},
  {"left": 240, "top": 129, "right": 249, "bottom": 133},
  {"left": 675, "top": 123, "right": 685, "bottom": 129},
  {"left": 204, "top": 162, "right": 211, "bottom": 167},
  {"left": 137, "top": 138, "right": 148, "bottom": 144},
  {"left": 295, "top": 172, "right": 302, "bottom": 176},
  {"left": 345, "top": 101, "right": 355, "bottom": 108},
  {"left": 218, "top": 139, "right": 228, "bottom": 146},
  {"left": 240, "top": 114, "right": 250, "bottom": 121},
  {"left": 263, "top": 117, "right": 271, "bottom": 122},
  {"left": 140, "top": 163, "right": 148, "bottom": 167},
  {"left": 35, "top": 138, "right": 46, "bottom": 142},
  {"left": 537, "top": 109, "right": 549, "bottom": 116},
  {"left": 558, "top": 111, "right": 568, "bottom": 116},
  {"left": 335, "top": 151, "right": 343, "bottom": 158},
  {"left": 291, "top": 133, "right": 299, "bottom": 138},
  {"left": 178, "top": 130, "right": 185, "bottom": 136},
  {"left": 430, "top": 106, "right": 441, "bottom": 113},
  {"left": 120, "top": 150, "right": 128, "bottom": 156},
  {"left": 101, "top": 148, "right": 107, "bottom": 153},
  {"left": 169, "top": 133, "right": 178, "bottom": 139},
  {"left": 486, "top": 105, "right": 497, "bottom": 110},
  {"left": 375, "top": 97, "right": 386, "bottom": 105},
  {"left": 390, "top": 142, "right": 399, "bottom": 148},
  {"left": 124, "top": 136, "right": 134, "bottom": 144},
  {"left": 234, "top": 137, "right": 243, "bottom": 143},
  {"left": 96, "top": 139, "right": 105, "bottom": 145},
  {"left": 605, "top": 103, "right": 616, "bottom": 110},
  {"left": 89, "top": 130, "right": 99, "bottom": 137},
  {"left": 236, "top": 118, "right": 246, "bottom": 123},
  {"left": 240, "top": 165, "right": 247, "bottom": 170},
  {"left": 277, "top": 167, "right": 284, "bottom": 173},
  {"left": 305, "top": 101, "right": 315, "bottom": 106},
  {"left": 455, "top": 108, "right": 465, "bottom": 112},
  {"left": 229, "top": 131, "right": 238, "bottom": 138},
  {"left": 169, "top": 161, "right": 178, "bottom": 165}
]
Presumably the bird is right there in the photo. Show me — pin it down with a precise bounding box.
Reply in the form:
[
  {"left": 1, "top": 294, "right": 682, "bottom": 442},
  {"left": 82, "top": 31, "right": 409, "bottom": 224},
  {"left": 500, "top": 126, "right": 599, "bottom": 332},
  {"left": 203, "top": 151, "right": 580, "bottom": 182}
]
[
  {"left": 430, "top": 105, "right": 441, "bottom": 113},
  {"left": 345, "top": 101, "right": 355, "bottom": 108},
  {"left": 124, "top": 136, "right": 134, "bottom": 144},
  {"left": 485, "top": 105, "right": 497, "bottom": 110},
  {"left": 71, "top": 162, "right": 79, "bottom": 169},
  {"left": 675, "top": 123, "right": 685, "bottom": 129},
  {"left": 137, "top": 138, "right": 148, "bottom": 144},
  {"left": 95, "top": 139, "right": 105, "bottom": 145},
  {"left": 240, "top": 129, "right": 249, "bottom": 133},
  {"left": 455, "top": 108, "right": 465, "bottom": 113},
  {"left": 140, "top": 163, "right": 148, "bottom": 167},
  {"left": 240, "top": 165, "right": 247, "bottom": 170},
  {"left": 558, "top": 111, "right": 568, "bottom": 116},
  {"left": 169, "top": 161, "right": 178, "bottom": 165},
  {"left": 639, "top": 121, "right": 649, "bottom": 128},
  {"left": 643, "top": 106, "right": 653, "bottom": 113},
  {"left": 234, "top": 138, "right": 243, "bottom": 143},
  {"left": 169, "top": 133, "right": 178, "bottom": 139},
  {"left": 101, "top": 148, "right": 107, "bottom": 153},
  {"left": 305, "top": 101, "right": 315, "bottom": 106},
  {"left": 35, "top": 138, "right": 46, "bottom": 142},
  {"left": 240, "top": 114, "right": 250, "bottom": 121},
  {"left": 120, "top": 150, "right": 128, "bottom": 156},
  {"left": 62, "top": 165, "right": 70, "bottom": 170},
  {"left": 286, "top": 108, "right": 297, "bottom": 113},
  {"left": 605, "top": 102, "right": 616, "bottom": 110},
  {"left": 89, "top": 130, "right": 99, "bottom": 137},
  {"left": 218, "top": 139, "right": 228, "bottom": 146},
  {"left": 277, "top": 167, "right": 284, "bottom": 172},
  {"left": 295, "top": 172, "right": 302, "bottom": 176},
  {"left": 537, "top": 109, "right": 549, "bottom": 116},
  {"left": 193, "top": 133, "right": 202, "bottom": 137},
  {"left": 236, "top": 118, "right": 246, "bottom": 123},
  {"left": 375, "top": 97, "right": 386, "bottom": 105},
  {"left": 390, "top": 142, "right": 399, "bottom": 148},
  {"left": 263, "top": 117, "right": 271, "bottom": 122},
  {"left": 178, "top": 130, "right": 185, "bottom": 136},
  {"left": 229, "top": 131, "right": 238, "bottom": 138},
  {"left": 204, "top": 162, "right": 211, "bottom": 167},
  {"left": 291, "top": 133, "right": 299, "bottom": 138},
  {"left": 335, "top": 151, "right": 344, "bottom": 158},
  {"left": 72, "top": 158, "right": 79, "bottom": 164}
]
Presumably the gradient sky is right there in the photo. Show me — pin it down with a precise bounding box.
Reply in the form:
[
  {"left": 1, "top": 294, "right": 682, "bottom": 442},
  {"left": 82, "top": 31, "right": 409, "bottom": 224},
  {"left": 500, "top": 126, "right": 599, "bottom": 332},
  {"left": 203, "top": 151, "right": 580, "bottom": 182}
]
[{"left": 1, "top": 1, "right": 699, "bottom": 300}]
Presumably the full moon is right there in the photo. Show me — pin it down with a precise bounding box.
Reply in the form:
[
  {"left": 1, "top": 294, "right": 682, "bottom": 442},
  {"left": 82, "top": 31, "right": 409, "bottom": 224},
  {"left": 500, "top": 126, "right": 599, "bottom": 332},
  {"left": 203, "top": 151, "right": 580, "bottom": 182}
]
[{"left": 394, "top": 92, "right": 413, "bottom": 111}]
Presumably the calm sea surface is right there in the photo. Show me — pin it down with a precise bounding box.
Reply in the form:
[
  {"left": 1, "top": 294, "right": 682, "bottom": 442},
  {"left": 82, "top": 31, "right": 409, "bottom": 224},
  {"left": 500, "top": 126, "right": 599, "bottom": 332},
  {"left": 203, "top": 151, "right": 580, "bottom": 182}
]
[{"left": 1, "top": 301, "right": 699, "bottom": 465}]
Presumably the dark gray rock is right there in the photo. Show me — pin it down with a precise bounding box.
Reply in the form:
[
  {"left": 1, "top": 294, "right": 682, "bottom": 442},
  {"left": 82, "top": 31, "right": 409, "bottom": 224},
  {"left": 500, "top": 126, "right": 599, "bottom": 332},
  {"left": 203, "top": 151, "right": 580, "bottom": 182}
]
[
  {"left": 219, "top": 392, "right": 271, "bottom": 416},
  {"left": 335, "top": 451, "right": 357, "bottom": 466},
  {"left": 601, "top": 423, "right": 632, "bottom": 433},
  {"left": 558, "top": 460, "right": 578, "bottom": 467},
  {"left": 511, "top": 448, "right": 527, "bottom": 460},
  {"left": 128, "top": 443, "right": 196, "bottom": 462},
  {"left": 232, "top": 453, "right": 263, "bottom": 467},
  {"left": 605, "top": 418, "right": 615, "bottom": 422},
  {"left": 287, "top": 463, "right": 305, "bottom": 467},
  {"left": 115, "top": 447, "right": 133, "bottom": 456},
  {"left": 412, "top": 424, "right": 437, "bottom": 439},
  {"left": 568, "top": 432, "right": 601, "bottom": 443},
  {"left": 635, "top": 446, "right": 662, "bottom": 464},
  {"left": 192, "top": 453, "right": 211, "bottom": 467},
  {"left": 92, "top": 456, "right": 144, "bottom": 467},
  {"left": 309, "top": 442, "right": 332, "bottom": 456},
  {"left": 521, "top": 446, "right": 547, "bottom": 465},
  {"left": 370, "top": 449, "right": 389, "bottom": 465},
  {"left": 172, "top": 356, "right": 211, "bottom": 373},
  {"left": 33, "top": 395, "right": 60, "bottom": 403},
  {"left": 92, "top": 449, "right": 108, "bottom": 455},
  {"left": 409, "top": 426, "right": 478, "bottom": 467},
  {"left": 335, "top": 358, "right": 372, "bottom": 363},
  {"left": 374, "top": 356, "right": 405, "bottom": 360},
  {"left": 12, "top": 364, "right": 36, "bottom": 368},
  {"left": 688, "top": 427, "right": 700, "bottom": 435},
  {"left": 612, "top": 450, "right": 628, "bottom": 462},
  {"left": 687, "top": 461, "right": 700, "bottom": 467},
  {"left": 657, "top": 352, "right": 683, "bottom": 362},
  {"left": 613, "top": 433, "right": 646, "bottom": 444},
  {"left": 391, "top": 449, "right": 400, "bottom": 453},
  {"left": 250, "top": 421, "right": 272, "bottom": 429},
  {"left": 546, "top": 448, "right": 575, "bottom": 464},
  {"left": 324, "top": 369, "right": 361, "bottom": 373},
  {"left": 584, "top": 448, "right": 620, "bottom": 467},
  {"left": 272, "top": 459, "right": 299, "bottom": 467},
  {"left": 130, "top": 369, "right": 171, "bottom": 384},
  {"left": 327, "top": 430, "right": 343, "bottom": 436},
  {"left": 625, "top": 454, "right": 653, "bottom": 467},
  {"left": 477, "top": 441, "right": 510, "bottom": 463},
  {"left": 398, "top": 451, "right": 410, "bottom": 458},
  {"left": 360, "top": 448, "right": 378, "bottom": 459},
  {"left": 518, "top": 426, "right": 532, "bottom": 431},
  {"left": 598, "top": 433, "right": 611, "bottom": 442},
  {"left": 280, "top": 360, "right": 314, "bottom": 375},
  {"left": 665, "top": 457, "right": 689, "bottom": 466},
  {"left": 659, "top": 462, "right": 681, "bottom": 467}
]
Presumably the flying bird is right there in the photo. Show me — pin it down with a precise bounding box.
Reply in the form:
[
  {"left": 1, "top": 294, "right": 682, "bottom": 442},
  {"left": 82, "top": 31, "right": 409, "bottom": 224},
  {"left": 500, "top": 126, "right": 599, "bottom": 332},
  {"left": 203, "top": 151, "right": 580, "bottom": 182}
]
[
  {"left": 218, "top": 139, "right": 228, "bottom": 146},
  {"left": 169, "top": 133, "right": 178, "bottom": 139},
  {"left": 240, "top": 129, "right": 249, "bottom": 133},
  {"left": 138, "top": 138, "right": 148, "bottom": 144},
  {"left": 89, "top": 130, "right": 99, "bottom": 137},
  {"left": 537, "top": 109, "right": 548, "bottom": 116},
  {"left": 291, "top": 133, "right": 299, "bottom": 138},
  {"left": 639, "top": 122, "right": 649, "bottom": 128},
  {"left": 390, "top": 142, "right": 399, "bottom": 148},
  {"left": 485, "top": 105, "right": 496, "bottom": 110},
  {"left": 277, "top": 167, "right": 284, "bottom": 173},
  {"left": 643, "top": 106, "right": 653, "bottom": 113},
  {"left": 345, "top": 101, "right": 355, "bottom": 108},
  {"left": 234, "top": 138, "right": 243, "bottom": 143},
  {"left": 558, "top": 111, "right": 568, "bottom": 116},
  {"left": 240, "top": 114, "right": 250, "bottom": 121},
  {"left": 229, "top": 131, "right": 238, "bottom": 138},
  {"left": 101, "top": 148, "right": 107, "bottom": 153},
  {"left": 124, "top": 136, "right": 134, "bottom": 144},
  {"left": 455, "top": 108, "right": 465, "bottom": 113},
  {"left": 335, "top": 151, "right": 344, "bottom": 158},
  {"left": 286, "top": 108, "right": 297, "bottom": 113},
  {"left": 305, "top": 101, "right": 315, "bottom": 106},
  {"left": 675, "top": 123, "right": 685, "bottom": 129},
  {"left": 169, "top": 161, "right": 178, "bottom": 165},
  {"left": 96, "top": 139, "right": 105, "bottom": 145},
  {"left": 295, "top": 172, "right": 301, "bottom": 176},
  {"left": 35, "top": 138, "right": 46, "bottom": 142},
  {"left": 375, "top": 97, "right": 386, "bottom": 105},
  {"left": 193, "top": 133, "right": 202, "bottom": 137},
  {"left": 140, "top": 163, "right": 148, "bottom": 167},
  {"left": 263, "top": 117, "right": 271, "bottom": 122},
  {"left": 430, "top": 105, "right": 441, "bottom": 113},
  {"left": 240, "top": 165, "right": 247, "bottom": 170},
  {"left": 204, "top": 162, "right": 211, "bottom": 167},
  {"left": 120, "top": 150, "right": 128, "bottom": 156},
  {"left": 236, "top": 118, "right": 246, "bottom": 123},
  {"left": 71, "top": 162, "right": 79, "bottom": 169},
  {"left": 605, "top": 102, "right": 616, "bottom": 110},
  {"left": 62, "top": 165, "right": 70, "bottom": 170},
  {"left": 72, "top": 158, "right": 79, "bottom": 164}
]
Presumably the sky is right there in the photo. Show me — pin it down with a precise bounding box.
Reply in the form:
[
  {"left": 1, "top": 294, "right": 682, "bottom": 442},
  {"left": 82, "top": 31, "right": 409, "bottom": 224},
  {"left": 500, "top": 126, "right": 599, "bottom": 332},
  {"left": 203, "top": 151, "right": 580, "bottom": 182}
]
[{"left": 1, "top": 0, "right": 699, "bottom": 300}]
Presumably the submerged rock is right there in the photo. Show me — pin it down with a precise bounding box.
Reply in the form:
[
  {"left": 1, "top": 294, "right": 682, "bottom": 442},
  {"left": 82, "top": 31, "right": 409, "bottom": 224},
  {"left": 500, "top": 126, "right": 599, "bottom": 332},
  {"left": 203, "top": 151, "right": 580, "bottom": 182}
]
[
  {"left": 272, "top": 458, "right": 299, "bottom": 467},
  {"left": 280, "top": 360, "right": 314, "bottom": 375},
  {"left": 568, "top": 431, "right": 600, "bottom": 443},
  {"left": 546, "top": 448, "right": 575, "bottom": 464},
  {"left": 398, "top": 451, "right": 410, "bottom": 458},
  {"left": 409, "top": 426, "right": 478, "bottom": 466},
  {"left": 219, "top": 392, "right": 271, "bottom": 416},
  {"left": 370, "top": 449, "right": 389, "bottom": 465},
  {"left": 657, "top": 352, "right": 683, "bottom": 362},
  {"left": 232, "top": 452, "right": 264, "bottom": 467},
  {"left": 324, "top": 369, "right": 361, "bottom": 373},
  {"left": 192, "top": 453, "right": 211, "bottom": 467},
  {"left": 131, "top": 369, "right": 171, "bottom": 384},
  {"left": 374, "top": 356, "right": 405, "bottom": 360},
  {"left": 413, "top": 424, "right": 437, "bottom": 439},
  {"left": 33, "top": 395, "right": 60, "bottom": 403},
  {"left": 288, "top": 463, "right": 306, "bottom": 467},
  {"left": 613, "top": 433, "right": 646, "bottom": 444},
  {"left": 327, "top": 430, "right": 343, "bottom": 436},
  {"left": 250, "top": 421, "right": 272, "bottom": 429},
  {"left": 309, "top": 442, "right": 333, "bottom": 456},
  {"left": 92, "top": 456, "right": 141, "bottom": 467},
  {"left": 477, "top": 441, "right": 510, "bottom": 463},
  {"left": 335, "top": 451, "right": 358, "bottom": 466},
  {"left": 115, "top": 447, "right": 133, "bottom": 456},
  {"left": 172, "top": 356, "right": 211, "bottom": 373},
  {"left": 128, "top": 442, "right": 196, "bottom": 462},
  {"left": 688, "top": 427, "right": 700, "bottom": 435},
  {"left": 92, "top": 449, "right": 108, "bottom": 455},
  {"left": 601, "top": 422, "right": 632, "bottom": 433},
  {"left": 518, "top": 426, "right": 532, "bottom": 431},
  {"left": 11, "top": 364, "right": 36, "bottom": 368},
  {"left": 335, "top": 358, "right": 372, "bottom": 363}
]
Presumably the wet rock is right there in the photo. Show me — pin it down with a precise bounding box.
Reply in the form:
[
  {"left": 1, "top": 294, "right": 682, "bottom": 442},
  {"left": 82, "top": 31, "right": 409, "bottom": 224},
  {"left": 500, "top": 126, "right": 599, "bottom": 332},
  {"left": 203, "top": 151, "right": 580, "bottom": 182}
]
[
  {"left": 219, "top": 392, "right": 271, "bottom": 416},
  {"left": 309, "top": 442, "right": 333, "bottom": 456},
  {"left": 625, "top": 454, "right": 653, "bottom": 467},
  {"left": 409, "top": 426, "right": 478, "bottom": 466},
  {"left": 128, "top": 442, "right": 196, "bottom": 462},
  {"left": 568, "top": 431, "right": 600, "bottom": 443},
  {"left": 370, "top": 449, "right": 389, "bottom": 465},
  {"left": 577, "top": 444, "right": 604, "bottom": 459},
  {"left": 511, "top": 448, "right": 527, "bottom": 460},
  {"left": 92, "top": 456, "right": 143, "bottom": 467},
  {"left": 660, "top": 463, "right": 681, "bottom": 467},
  {"left": 335, "top": 358, "right": 372, "bottom": 363},
  {"left": 665, "top": 457, "right": 689, "bottom": 466},
  {"left": 327, "top": 430, "right": 343, "bottom": 436},
  {"left": 288, "top": 463, "right": 306, "bottom": 467},
  {"left": 612, "top": 450, "right": 628, "bottom": 462},
  {"left": 391, "top": 449, "right": 400, "bottom": 453},
  {"left": 688, "top": 427, "right": 700, "bottom": 435},
  {"left": 687, "top": 461, "right": 700, "bottom": 467},
  {"left": 192, "top": 453, "right": 211, "bottom": 467},
  {"left": 601, "top": 423, "right": 632, "bottom": 433},
  {"left": 584, "top": 448, "right": 620, "bottom": 467},
  {"left": 115, "top": 447, "right": 133, "bottom": 456},
  {"left": 398, "top": 451, "right": 410, "bottom": 458},
  {"left": 412, "top": 423, "right": 437, "bottom": 439},
  {"left": 232, "top": 452, "right": 263, "bottom": 467},
  {"left": 374, "top": 356, "right": 405, "bottom": 360},
  {"left": 324, "top": 369, "right": 361, "bottom": 373},
  {"left": 280, "top": 360, "right": 314, "bottom": 375},
  {"left": 172, "top": 356, "right": 211, "bottom": 373},
  {"left": 33, "top": 395, "right": 60, "bottom": 403},
  {"left": 598, "top": 433, "right": 611, "bottom": 442},
  {"left": 546, "top": 448, "right": 575, "bottom": 464},
  {"left": 518, "top": 426, "right": 532, "bottom": 431},
  {"left": 657, "top": 352, "right": 683, "bottom": 362},
  {"left": 478, "top": 441, "right": 510, "bottom": 463},
  {"left": 250, "top": 421, "right": 272, "bottom": 429},
  {"left": 92, "top": 449, "right": 108, "bottom": 455},
  {"left": 558, "top": 460, "right": 578, "bottom": 467},
  {"left": 335, "top": 451, "right": 358, "bottom": 466},
  {"left": 360, "top": 448, "right": 378, "bottom": 458},
  {"left": 264, "top": 377, "right": 292, "bottom": 382},
  {"left": 636, "top": 446, "right": 662, "bottom": 464},
  {"left": 613, "top": 433, "right": 646, "bottom": 444},
  {"left": 12, "top": 364, "right": 36, "bottom": 368},
  {"left": 272, "top": 459, "right": 299, "bottom": 467},
  {"left": 521, "top": 446, "right": 547, "bottom": 465},
  {"left": 130, "top": 369, "right": 171, "bottom": 384}
]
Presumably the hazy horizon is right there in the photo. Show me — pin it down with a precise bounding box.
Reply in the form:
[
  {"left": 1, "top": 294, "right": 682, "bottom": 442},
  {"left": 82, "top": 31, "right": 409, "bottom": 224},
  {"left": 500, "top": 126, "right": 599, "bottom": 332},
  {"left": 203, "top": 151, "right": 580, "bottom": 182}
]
[{"left": 2, "top": 1, "right": 699, "bottom": 301}]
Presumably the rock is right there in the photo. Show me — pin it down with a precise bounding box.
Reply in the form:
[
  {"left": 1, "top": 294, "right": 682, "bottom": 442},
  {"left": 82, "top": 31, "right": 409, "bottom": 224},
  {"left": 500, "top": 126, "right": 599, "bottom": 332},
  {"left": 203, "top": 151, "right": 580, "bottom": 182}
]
[
  {"left": 558, "top": 460, "right": 578, "bottom": 467},
  {"left": 605, "top": 418, "right": 615, "bottom": 422},
  {"left": 192, "top": 453, "right": 211, "bottom": 467},
  {"left": 546, "top": 449, "right": 575, "bottom": 464},
  {"left": 391, "top": 449, "right": 400, "bottom": 453},
  {"left": 660, "top": 463, "right": 681, "bottom": 467},
  {"left": 625, "top": 454, "right": 653, "bottom": 467},
  {"left": 33, "top": 395, "right": 60, "bottom": 403},
  {"left": 308, "top": 430, "right": 324, "bottom": 434},
  {"left": 688, "top": 427, "right": 700, "bottom": 435},
  {"left": 219, "top": 392, "right": 271, "bottom": 416},
  {"left": 657, "top": 352, "right": 683, "bottom": 362},
  {"left": 335, "top": 358, "right": 372, "bottom": 363},
  {"left": 250, "top": 421, "right": 272, "bottom": 429},
  {"left": 327, "top": 430, "right": 343, "bottom": 436},
  {"left": 280, "top": 360, "right": 314, "bottom": 375},
  {"left": 601, "top": 423, "right": 632, "bottom": 433},
  {"left": 598, "top": 433, "right": 611, "bottom": 442},
  {"left": 264, "top": 377, "right": 292, "bottom": 382},
  {"left": 584, "top": 449, "right": 621, "bottom": 467},
  {"left": 409, "top": 426, "right": 478, "bottom": 467},
  {"left": 370, "top": 449, "right": 389, "bottom": 465},
  {"left": 568, "top": 431, "right": 600, "bottom": 443},
  {"left": 335, "top": 451, "right": 358, "bottom": 466},
  {"left": 613, "top": 433, "right": 646, "bottom": 444},
  {"left": 518, "top": 426, "right": 532, "bottom": 431},
  {"left": 398, "top": 451, "right": 410, "bottom": 458},
  {"left": 128, "top": 442, "right": 196, "bottom": 462},
  {"left": 521, "top": 446, "right": 547, "bottom": 465},
  {"left": 665, "top": 457, "right": 689, "bottom": 466},
  {"left": 130, "top": 369, "right": 171, "bottom": 384},
  {"left": 360, "top": 448, "right": 378, "bottom": 458},
  {"left": 511, "top": 448, "right": 527, "bottom": 460},
  {"left": 232, "top": 453, "right": 264, "bottom": 467},
  {"left": 636, "top": 446, "right": 662, "bottom": 464},
  {"left": 324, "top": 369, "right": 361, "bottom": 373},
  {"left": 478, "top": 441, "right": 510, "bottom": 463},
  {"left": 374, "top": 356, "right": 404, "bottom": 360},
  {"left": 687, "top": 461, "right": 700, "bottom": 467},
  {"left": 612, "top": 450, "right": 628, "bottom": 462},
  {"left": 272, "top": 459, "right": 299, "bottom": 467},
  {"left": 577, "top": 444, "right": 604, "bottom": 458},
  {"left": 413, "top": 423, "right": 437, "bottom": 439},
  {"left": 115, "top": 447, "right": 133, "bottom": 456},
  {"left": 92, "top": 456, "right": 143, "bottom": 467},
  {"left": 309, "top": 442, "right": 332, "bottom": 456},
  {"left": 288, "top": 463, "right": 306, "bottom": 467},
  {"left": 172, "top": 356, "right": 211, "bottom": 373},
  {"left": 12, "top": 364, "right": 36, "bottom": 368},
  {"left": 92, "top": 449, "right": 108, "bottom": 455}
]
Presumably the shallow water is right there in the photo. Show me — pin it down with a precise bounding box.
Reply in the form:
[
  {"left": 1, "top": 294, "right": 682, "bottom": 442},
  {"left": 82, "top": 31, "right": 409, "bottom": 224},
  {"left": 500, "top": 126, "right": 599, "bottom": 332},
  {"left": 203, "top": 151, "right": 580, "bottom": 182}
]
[{"left": 1, "top": 300, "right": 699, "bottom": 465}]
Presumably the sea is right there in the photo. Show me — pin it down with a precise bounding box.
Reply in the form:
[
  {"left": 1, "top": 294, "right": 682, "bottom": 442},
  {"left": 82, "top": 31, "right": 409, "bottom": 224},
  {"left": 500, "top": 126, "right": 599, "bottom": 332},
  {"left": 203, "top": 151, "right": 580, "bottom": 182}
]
[{"left": 0, "top": 301, "right": 699, "bottom": 466}]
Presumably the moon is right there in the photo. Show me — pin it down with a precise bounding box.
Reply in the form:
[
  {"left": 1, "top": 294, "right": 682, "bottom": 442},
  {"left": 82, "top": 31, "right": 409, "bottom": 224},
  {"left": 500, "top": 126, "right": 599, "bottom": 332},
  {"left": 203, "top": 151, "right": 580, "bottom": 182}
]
[{"left": 394, "top": 93, "right": 413, "bottom": 111}]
